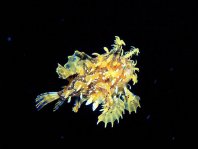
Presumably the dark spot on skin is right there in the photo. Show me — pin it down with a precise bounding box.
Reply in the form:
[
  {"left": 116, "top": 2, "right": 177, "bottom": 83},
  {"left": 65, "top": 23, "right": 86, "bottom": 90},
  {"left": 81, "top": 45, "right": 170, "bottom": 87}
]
[
  {"left": 65, "top": 64, "right": 70, "bottom": 69},
  {"left": 73, "top": 56, "right": 77, "bottom": 61}
]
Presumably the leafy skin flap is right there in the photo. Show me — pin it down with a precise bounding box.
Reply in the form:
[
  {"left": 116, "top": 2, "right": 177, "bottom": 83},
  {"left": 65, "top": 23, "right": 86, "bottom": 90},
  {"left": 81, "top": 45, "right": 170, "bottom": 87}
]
[
  {"left": 97, "top": 97, "right": 125, "bottom": 127},
  {"left": 124, "top": 87, "right": 140, "bottom": 114}
]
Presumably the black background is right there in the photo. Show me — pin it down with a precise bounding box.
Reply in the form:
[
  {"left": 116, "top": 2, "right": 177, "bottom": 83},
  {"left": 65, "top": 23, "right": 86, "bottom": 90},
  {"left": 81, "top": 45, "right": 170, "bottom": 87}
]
[{"left": 1, "top": 0, "right": 196, "bottom": 148}]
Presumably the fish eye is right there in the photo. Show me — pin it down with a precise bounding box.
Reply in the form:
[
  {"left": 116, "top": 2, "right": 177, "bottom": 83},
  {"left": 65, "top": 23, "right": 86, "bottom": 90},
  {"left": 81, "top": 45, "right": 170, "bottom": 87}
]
[{"left": 65, "top": 64, "right": 70, "bottom": 69}]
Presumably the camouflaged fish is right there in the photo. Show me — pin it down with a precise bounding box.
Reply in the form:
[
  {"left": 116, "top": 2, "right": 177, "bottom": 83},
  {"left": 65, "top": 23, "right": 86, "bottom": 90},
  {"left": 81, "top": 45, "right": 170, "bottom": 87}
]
[{"left": 35, "top": 36, "right": 140, "bottom": 127}]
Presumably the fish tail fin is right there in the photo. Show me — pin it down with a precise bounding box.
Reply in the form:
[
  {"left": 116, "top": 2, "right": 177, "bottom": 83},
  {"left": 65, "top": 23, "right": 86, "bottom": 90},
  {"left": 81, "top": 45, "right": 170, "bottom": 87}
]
[{"left": 35, "top": 92, "right": 60, "bottom": 111}]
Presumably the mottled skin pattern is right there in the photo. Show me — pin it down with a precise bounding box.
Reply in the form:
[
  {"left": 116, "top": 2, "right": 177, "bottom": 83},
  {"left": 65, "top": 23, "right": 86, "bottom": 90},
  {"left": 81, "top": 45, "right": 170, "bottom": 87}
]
[{"left": 35, "top": 36, "right": 140, "bottom": 127}]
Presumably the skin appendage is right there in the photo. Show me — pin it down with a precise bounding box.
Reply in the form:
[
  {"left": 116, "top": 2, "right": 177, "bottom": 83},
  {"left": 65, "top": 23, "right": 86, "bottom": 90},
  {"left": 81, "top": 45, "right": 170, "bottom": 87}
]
[{"left": 35, "top": 36, "right": 140, "bottom": 127}]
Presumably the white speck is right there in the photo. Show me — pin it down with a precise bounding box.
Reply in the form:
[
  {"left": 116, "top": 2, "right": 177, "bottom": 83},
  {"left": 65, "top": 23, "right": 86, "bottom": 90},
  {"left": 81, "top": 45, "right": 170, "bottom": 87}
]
[
  {"left": 76, "top": 85, "right": 82, "bottom": 91},
  {"left": 154, "top": 79, "right": 157, "bottom": 84},
  {"left": 118, "top": 92, "right": 122, "bottom": 98},
  {"left": 146, "top": 114, "right": 151, "bottom": 120},
  {"left": 111, "top": 79, "right": 116, "bottom": 85},
  {"left": 87, "top": 79, "right": 92, "bottom": 85},
  {"left": 85, "top": 97, "right": 93, "bottom": 105},
  {"left": 169, "top": 67, "right": 174, "bottom": 72},
  {"left": 127, "top": 84, "right": 131, "bottom": 89},
  {"left": 114, "top": 95, "right": 118, "bottom": 102},
  {"left": 80, "top": 93, "right": 83, "bottom": 99},
  {"left": 115, "top": 86, "right": 118, "bottom": 94},
  {"left": 124, "top": 87, "right": 126, "bottom": 93},
  {"left": 7, "top": 36, "right": 12, "bottom": 42},
  {"left": 67, "top": 96, "right": 71, "bottom": 103},
  {"left": 171, "top": 136, "right": 175, "bottom": 141},
  {"left": 60, "top": 135, "right": 64, "bottom": 139},
  {"left": 92, "top": 102, "right": 99, "bottom": 111}
]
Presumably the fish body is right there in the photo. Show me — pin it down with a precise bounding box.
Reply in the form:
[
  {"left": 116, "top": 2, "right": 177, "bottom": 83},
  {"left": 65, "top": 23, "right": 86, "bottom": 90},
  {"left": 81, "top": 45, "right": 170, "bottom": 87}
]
[{"left": 35, "top": 36, "right": 140, "bottom": 127}]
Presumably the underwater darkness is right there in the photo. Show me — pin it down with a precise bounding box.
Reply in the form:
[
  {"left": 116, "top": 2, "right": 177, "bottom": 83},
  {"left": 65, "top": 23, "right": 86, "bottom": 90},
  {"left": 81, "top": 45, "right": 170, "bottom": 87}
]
[{"left": 1, "top": 0, "right": 195, "bottom": 148}]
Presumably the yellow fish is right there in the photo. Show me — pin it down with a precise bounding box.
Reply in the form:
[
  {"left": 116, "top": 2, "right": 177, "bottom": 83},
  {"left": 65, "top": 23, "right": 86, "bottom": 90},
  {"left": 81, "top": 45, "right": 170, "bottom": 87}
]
[{"left": 35, "top": 36, "right": 140, "bottom": 127}]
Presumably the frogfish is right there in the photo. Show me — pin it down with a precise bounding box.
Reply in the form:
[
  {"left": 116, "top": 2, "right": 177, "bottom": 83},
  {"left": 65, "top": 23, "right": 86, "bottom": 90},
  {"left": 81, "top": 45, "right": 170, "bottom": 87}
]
[{"left": 35, "top": 36, "right": 140, "bottom": 127}]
